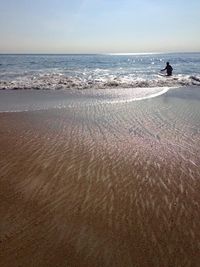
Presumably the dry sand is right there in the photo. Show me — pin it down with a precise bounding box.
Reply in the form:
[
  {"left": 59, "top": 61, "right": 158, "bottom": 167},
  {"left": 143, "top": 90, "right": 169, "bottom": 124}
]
[{"left": 0, "top": 87, "right": 200, "bottom": 267}]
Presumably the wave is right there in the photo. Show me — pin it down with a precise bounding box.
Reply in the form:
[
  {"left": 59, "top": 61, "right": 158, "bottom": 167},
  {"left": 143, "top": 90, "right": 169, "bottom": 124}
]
[{"left": 0, "top": 73, "right": 200, "bottom": 90}]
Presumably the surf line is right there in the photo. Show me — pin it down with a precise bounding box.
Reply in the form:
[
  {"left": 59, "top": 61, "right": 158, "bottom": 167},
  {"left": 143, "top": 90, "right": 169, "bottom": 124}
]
[{"left": 107, "top": 87, "right": 171, "bottom": 105}]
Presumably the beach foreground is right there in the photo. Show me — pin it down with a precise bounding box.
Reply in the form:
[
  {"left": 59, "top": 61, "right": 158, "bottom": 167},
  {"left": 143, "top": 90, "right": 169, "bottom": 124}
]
[{"left": 0, "top": 87, "right": 200, "bottom": 267}]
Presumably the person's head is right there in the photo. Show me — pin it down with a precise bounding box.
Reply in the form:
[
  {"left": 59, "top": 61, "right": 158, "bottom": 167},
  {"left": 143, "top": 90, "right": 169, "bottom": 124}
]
[{"left": 166, "top": 62, "right": 169, "bottom": 65}]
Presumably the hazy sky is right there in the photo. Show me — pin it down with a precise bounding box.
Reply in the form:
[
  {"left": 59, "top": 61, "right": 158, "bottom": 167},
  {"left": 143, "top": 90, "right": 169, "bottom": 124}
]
[{"left": 0, "top": 0, "right": 200, "bottom": 53}]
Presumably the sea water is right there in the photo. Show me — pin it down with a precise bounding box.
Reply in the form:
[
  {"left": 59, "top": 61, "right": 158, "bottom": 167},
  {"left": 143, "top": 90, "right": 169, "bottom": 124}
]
[
  {"left": 0, "top": 53, "right": 200, "bottom": 112},
  {"left": 0, "top": 52, "right": 200, "bottom": 90}
]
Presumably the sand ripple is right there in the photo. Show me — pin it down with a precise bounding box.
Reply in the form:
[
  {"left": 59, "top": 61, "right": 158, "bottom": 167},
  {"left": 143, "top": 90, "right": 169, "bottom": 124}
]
[{"left": 0, "top": 89, "right": 200, "bottom": 267}]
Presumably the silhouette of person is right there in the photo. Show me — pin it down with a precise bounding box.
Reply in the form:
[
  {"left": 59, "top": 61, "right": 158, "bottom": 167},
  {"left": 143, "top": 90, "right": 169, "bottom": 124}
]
[{"left": 161, "top": 62, "right": 173, "bottom": 76}]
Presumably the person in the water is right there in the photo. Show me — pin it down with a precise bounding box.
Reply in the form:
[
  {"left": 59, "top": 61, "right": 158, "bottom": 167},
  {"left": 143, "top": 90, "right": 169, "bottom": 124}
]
[{"left": 161, "top": 62, "right": 173, "bottom": 76}]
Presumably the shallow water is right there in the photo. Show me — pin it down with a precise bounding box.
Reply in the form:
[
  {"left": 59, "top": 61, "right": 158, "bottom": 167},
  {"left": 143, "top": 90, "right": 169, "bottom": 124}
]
[{"left": 0, "top": 87, "right": 170, "bottom": 112}]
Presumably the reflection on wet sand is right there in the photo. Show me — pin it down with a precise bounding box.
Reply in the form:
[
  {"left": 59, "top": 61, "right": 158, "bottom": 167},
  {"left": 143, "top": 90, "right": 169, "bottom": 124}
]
[{"left": 0, "top": 87, "right": 200, "bottom": 267}]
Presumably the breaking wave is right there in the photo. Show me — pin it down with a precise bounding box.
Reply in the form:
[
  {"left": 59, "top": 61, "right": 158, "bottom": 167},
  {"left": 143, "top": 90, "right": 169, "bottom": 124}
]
[{"left": 0, "top": 73, "right": 200, "bottom": 90}]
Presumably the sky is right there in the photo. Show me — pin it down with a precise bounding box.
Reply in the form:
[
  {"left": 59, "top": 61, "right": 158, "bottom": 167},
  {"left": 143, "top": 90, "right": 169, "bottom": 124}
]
[{"left": 0, "top": 0, "right": 200, "bottom": 53}]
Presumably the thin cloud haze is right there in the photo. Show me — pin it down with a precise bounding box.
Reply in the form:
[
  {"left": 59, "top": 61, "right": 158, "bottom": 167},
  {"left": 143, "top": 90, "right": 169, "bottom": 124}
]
[{"left": 0, "top": 0, "right": 199, "bottom": 53}]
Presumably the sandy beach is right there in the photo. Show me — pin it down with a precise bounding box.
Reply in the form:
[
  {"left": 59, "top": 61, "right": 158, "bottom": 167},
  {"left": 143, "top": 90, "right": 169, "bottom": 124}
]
[{"left": 0, "top": 87, "right": 200, "bottom": 267}]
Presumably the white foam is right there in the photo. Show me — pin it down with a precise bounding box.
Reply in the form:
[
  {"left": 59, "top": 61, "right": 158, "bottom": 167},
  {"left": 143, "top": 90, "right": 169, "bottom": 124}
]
[
  {"left": 91, "top": 87, "right": 170, "bottom": 105},
  {"left": 0, "top": 73, "right": 199, "bottom": 91}
]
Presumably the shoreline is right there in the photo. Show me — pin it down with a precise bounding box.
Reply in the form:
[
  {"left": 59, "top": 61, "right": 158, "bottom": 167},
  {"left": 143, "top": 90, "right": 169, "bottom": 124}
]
[
  {"left": 0, "top": 86, "right": 200, "bottom": 267},
  {"left": 1, "top": 86, "right": 200, "bottom": 114}
]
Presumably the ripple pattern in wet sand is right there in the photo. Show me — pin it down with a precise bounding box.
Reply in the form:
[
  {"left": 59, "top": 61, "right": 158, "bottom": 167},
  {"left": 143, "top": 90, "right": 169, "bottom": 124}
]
[{"left": 0, "top": 91, "right": 200, "bottom": 267}]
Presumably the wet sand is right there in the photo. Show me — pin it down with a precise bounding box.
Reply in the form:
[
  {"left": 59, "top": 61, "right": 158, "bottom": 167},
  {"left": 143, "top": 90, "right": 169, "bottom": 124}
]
[{"left": 0, "top": 87, "right": 200, "bottom": 267}]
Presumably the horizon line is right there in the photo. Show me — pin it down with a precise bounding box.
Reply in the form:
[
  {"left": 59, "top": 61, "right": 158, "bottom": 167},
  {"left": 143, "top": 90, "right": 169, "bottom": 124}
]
[{"left": 0, "top": 51, "right": 200, "bottom": 56}]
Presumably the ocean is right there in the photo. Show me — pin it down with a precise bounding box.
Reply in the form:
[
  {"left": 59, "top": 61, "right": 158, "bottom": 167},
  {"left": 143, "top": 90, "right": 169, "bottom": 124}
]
[
  {"left": 0, "top": 52, "right": 200, "bottom": 112},
  {"left": 0, "top": 52, "right": 200, "bottom": 90}
]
